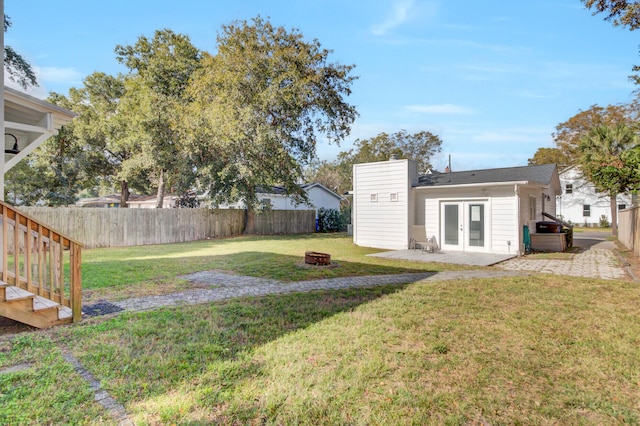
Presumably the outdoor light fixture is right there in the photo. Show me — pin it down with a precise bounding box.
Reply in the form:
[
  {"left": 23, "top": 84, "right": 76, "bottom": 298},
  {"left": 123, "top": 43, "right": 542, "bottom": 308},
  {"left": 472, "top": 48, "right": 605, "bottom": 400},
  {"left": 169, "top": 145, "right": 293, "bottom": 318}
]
[{"left": 4, "top": 133, "right": 20, "bottom": 155}]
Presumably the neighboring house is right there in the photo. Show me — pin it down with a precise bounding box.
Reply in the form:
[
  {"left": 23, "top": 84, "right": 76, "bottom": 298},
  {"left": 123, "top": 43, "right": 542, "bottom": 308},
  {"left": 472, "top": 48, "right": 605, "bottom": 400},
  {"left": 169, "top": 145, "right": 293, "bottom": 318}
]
[
  {"left": 219, "top": 183, "right": 345, "bottom": 216},
  {"left": 556, "top": 166, "right": 632, "bottom": 226},
  {"left": 127, "top": 195, "right": 178, "bottom": 209},
  {"left": 76, "top": 194, "right": 178, "bottom": 208},
  {"left": 352, "top": 158, "right": 561, "bottom": 255}
]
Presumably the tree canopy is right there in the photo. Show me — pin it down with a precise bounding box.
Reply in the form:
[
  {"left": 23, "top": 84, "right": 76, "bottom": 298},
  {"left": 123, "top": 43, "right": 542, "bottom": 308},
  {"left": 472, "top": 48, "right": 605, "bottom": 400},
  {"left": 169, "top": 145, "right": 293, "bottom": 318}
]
[
  {"left": 552, "top": 103, "right": 638, "bottom": 164},
  {"left": 582, "top": 0, "right": 640, "bottom": 29},
  {"left": 4, "top": 15, "right": 37, "bottom": 89},
  {"left": 527, "top": 147, "right": 570, "bottom": 166},
  {"left": 579, "top": 124, "right": 640, "bottom": 234},
  {"left": 182, "top": 17, "right": 358, "bottom": 211},
  {"left": 306, "top": 130, "right": 443, "bottom": 196},
  {"left": 115, "top": 29, "right": 202, "bottom": 207}
]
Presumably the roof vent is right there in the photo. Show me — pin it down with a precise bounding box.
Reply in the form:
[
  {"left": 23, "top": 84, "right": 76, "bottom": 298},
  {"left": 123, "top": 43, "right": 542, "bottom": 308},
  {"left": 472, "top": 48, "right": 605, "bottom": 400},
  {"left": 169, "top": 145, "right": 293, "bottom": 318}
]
[{"left": 390, "top": 154, "right": 399, "bottom": 161}]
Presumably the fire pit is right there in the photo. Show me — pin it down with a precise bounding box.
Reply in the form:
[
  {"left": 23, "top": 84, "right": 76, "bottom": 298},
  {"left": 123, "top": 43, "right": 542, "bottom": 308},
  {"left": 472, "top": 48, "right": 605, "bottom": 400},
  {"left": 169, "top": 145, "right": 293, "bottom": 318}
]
[{"left": 305, "top": 251, "right": 331, "bottom": 265}]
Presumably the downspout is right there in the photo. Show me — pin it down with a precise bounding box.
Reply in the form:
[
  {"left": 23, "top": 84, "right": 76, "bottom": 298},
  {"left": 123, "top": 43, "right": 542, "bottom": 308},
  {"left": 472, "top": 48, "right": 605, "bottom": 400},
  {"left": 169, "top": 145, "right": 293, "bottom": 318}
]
[{"left": 515, "top": 184, "right": 522, "bottom": 256}]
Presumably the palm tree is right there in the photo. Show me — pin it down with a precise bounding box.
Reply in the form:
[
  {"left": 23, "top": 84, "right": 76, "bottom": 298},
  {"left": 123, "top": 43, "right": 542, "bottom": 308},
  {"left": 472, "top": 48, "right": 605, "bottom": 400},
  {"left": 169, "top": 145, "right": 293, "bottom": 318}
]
[{"left": 579, "top": 124, "right": 638, "bottom": 235}]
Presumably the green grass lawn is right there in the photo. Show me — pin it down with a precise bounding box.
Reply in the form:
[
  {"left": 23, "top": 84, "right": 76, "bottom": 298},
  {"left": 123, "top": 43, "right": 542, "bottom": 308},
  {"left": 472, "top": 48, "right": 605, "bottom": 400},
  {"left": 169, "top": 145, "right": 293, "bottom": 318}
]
[
  {"left": 80, "top": 233, "right": 469, "bottom": 300},
  {"left": 1, "top": 234, "right": 639, "bottom": 424}
]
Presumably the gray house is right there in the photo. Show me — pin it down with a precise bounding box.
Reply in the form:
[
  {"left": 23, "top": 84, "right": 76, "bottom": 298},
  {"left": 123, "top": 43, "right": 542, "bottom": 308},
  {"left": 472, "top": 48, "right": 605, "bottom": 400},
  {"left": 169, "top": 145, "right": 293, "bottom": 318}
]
[{"left": 352, "top": 159, "right": 561, "bottom": 255}]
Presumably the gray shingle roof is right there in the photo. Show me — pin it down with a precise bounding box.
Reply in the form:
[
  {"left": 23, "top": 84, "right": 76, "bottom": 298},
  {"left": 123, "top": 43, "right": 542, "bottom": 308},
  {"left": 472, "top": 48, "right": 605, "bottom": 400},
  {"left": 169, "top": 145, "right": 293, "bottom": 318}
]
[{"left": 417, "top": 163, "right": 557, "bottom": 187}]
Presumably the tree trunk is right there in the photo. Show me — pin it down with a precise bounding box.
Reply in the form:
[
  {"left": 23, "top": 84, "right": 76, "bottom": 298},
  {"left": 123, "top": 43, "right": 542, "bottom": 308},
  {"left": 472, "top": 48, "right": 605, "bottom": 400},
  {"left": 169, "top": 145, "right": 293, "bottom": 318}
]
[
  {"left": 243, "top": 205, "right": 255, "bottom": 235},
  {"left": 155, "top": 169, "right": 166, "bottom": 209},
  {"left": 610, "top": 193, "right": 618, "bottom": 235},
  {"left": 120, "top": 180, "right": 129, "bottom": 208}
]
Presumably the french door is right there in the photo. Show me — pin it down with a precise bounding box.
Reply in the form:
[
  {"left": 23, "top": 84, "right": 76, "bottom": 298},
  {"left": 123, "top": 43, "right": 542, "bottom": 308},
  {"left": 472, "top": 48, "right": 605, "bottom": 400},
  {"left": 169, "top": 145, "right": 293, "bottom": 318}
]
[{"left": 441, "top": 201, "right": 487, "bottom": 252}]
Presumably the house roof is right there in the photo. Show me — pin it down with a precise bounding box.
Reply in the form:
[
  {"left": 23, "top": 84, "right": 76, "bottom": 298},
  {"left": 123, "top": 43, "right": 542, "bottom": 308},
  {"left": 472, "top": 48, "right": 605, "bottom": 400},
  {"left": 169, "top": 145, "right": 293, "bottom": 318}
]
[
  {"left": 416, "top": 163, "right": 558, "bottom": 188},
  {"left": 257, "top": 182, "right": 345, "bottom": 201}
]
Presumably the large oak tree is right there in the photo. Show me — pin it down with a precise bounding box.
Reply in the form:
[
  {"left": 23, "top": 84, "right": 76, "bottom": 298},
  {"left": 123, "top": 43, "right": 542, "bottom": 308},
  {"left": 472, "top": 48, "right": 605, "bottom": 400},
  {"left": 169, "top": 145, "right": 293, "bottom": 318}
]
[
  {"left": 115, "top": 30, "right": 202, "bottom": 208},
  {"left": 183, "top": 17, "right": 357, "bottom": 228}
]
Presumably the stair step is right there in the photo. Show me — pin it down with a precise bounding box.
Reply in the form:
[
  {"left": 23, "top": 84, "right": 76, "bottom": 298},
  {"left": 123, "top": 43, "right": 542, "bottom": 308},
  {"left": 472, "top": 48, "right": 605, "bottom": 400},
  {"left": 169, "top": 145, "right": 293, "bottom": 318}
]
[
  {"left": 58, "top": 306, "right": 72, "bottom": 320},
  {"left": 0, "top": 285, "right": 73, "bottom": 326},
  {"left": 4, "top": 286, "right": 34, "bottom": 302}
]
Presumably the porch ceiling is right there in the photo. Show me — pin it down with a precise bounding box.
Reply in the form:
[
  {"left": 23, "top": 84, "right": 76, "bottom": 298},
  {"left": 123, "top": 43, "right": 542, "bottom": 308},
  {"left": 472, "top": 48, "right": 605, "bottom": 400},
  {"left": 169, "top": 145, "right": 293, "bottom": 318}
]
[{"left": 3, "top": 86, "right": 76, "bottom": 171}]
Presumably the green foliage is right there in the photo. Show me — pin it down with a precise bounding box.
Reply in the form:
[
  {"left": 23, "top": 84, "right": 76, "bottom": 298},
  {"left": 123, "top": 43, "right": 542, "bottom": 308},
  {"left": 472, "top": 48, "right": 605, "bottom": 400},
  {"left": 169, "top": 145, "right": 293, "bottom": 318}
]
[
  {"left": 115, "top": 29, "right": 202, "bottom": 207},
  {"left": 553, "top": 103, "right": 638, "bottom": 164},
  {"left": 527, "top": 147, "right": 569, "bottom": 166},
  {"left": 183, "top": 16, "right": 358, "bottom": 209},
  {"left": 174, "top": 191, "right": 201, "bottom": 208},
  {"left": 306, "top": 130, "right": 443, "bottom": 196},
  {"left": 3, "top": 15, "right": 37, "bottom": 89},
  {"left": 339, "top": 130, "right": 442, "bottom": 174},
  {"left": 599, "top": 214, "right": 611, "bottom": 228},
  {"left": 579, "top": 124, "right": 640, "bottom": 234},
  {"left": 579, "top": 124, "right": 639, "bottom": 194},
  {"left": 317, "top": 207, "right": 343, "bottom": 232},
  {"left": 582, "top": 0, "right": 640, "bottom": 29}
]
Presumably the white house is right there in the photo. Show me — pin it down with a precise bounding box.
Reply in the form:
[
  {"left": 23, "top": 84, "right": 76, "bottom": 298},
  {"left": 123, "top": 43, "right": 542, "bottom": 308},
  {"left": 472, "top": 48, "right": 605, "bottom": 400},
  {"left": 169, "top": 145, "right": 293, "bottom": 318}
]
[
  {"left": 219, "top": 183, "right": 345, "bottom": 216},
  {"left": 556, "top": 166, "right": 632, "bottom": 226},
  {"left": 353, "top": 159, "right": 561, "bottom": 255}
]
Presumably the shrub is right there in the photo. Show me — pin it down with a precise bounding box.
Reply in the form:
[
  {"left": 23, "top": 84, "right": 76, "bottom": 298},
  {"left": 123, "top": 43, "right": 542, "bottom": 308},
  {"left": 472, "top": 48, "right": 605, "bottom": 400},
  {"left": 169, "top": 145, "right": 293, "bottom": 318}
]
[
  {"left": 599, "top": 214, "right": 610, "bottom": 228},
  {"left": 317, "top": 207, "right": 343, "bottom": 232}
]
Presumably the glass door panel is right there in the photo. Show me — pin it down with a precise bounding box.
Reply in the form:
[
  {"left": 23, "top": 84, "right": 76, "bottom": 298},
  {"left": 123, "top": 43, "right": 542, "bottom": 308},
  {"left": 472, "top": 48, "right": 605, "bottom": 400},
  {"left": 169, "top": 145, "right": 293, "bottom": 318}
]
[
  {"left": 444, "top": 204, "right": 459, "bottom": 245},
  {"left": 468, "top": 204, "right": 484, "bottom": 247}
]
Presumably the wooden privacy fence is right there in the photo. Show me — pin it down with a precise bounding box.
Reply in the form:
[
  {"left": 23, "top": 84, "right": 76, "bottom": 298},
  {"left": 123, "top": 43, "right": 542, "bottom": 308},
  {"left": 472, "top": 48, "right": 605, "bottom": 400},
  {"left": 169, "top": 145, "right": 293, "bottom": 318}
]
[
  {"left": 18, "top": 207, "right": 316, "bottom": 249},
  {"left": 619, "top": 206, "right": 639, "bottom": 257}
]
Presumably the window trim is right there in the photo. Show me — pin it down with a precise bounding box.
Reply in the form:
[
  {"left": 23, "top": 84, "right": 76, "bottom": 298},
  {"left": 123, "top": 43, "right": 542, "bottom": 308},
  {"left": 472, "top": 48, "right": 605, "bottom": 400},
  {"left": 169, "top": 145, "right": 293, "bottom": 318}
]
[{"left": 565, "top": 183, "right": 573, "bottom": 194}]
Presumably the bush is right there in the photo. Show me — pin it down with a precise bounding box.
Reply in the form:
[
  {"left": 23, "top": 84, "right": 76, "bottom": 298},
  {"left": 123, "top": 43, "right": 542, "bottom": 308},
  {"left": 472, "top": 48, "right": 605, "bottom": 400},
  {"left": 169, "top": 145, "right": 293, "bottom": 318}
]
[
  {"left": 599, "top": 214, "right": 610, "bottom": 228},
  {"left": 317, "top": 207, "right": 343, "bottom": 232}
]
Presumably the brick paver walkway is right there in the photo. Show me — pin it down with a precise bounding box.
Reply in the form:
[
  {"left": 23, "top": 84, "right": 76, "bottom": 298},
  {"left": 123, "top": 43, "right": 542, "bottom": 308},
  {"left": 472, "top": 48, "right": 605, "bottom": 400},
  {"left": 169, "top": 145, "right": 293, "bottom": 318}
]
[
  {"left": 112, "top": 269, "right": 529, "bottom": 313},
  {"left": 496, "top": 248, "right": 628, "bottom": 280}
]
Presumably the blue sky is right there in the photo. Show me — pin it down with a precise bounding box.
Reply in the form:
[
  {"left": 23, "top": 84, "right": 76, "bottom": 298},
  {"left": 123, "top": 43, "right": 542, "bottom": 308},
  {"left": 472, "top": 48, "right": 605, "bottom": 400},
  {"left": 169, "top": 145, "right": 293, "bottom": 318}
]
[{"left": 4, "top": 0, "right": 639, "bottom": 171}]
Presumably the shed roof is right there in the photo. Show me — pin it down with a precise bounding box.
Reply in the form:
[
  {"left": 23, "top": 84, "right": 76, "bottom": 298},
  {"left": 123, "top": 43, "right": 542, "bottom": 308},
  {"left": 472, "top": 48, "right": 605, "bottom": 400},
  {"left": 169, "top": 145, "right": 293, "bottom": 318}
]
[{"left": 416, "top": 163, "right": 557, "bottom": 187}]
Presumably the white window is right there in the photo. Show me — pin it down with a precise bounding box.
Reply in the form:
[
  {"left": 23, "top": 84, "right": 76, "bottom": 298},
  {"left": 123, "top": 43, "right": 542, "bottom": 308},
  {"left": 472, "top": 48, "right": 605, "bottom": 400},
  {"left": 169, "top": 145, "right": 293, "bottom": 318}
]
[
  {"left": 529, "top": 196, "right": 537, "bottom": 220},
  {"left": 390, "top": 192, "right": 398, "bottom": 202},
  {"left": 583, "top": 204, "right": 591, "bottom": 217},
  {"left": 370, "top": 193, "right": 378, "bottom": 202},
  {"left": 565, "top": 184, "right": 573, "bottom": 194},
  {"left": 618, "top": 204, "right": 626, "bottom": 210}
]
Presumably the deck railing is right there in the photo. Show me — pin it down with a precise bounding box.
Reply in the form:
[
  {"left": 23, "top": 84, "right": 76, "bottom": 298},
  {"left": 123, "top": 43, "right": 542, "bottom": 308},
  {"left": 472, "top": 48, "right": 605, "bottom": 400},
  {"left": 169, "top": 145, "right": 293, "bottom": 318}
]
[{"left": 0, "top": 200, "right": 82, "bottom": 322}]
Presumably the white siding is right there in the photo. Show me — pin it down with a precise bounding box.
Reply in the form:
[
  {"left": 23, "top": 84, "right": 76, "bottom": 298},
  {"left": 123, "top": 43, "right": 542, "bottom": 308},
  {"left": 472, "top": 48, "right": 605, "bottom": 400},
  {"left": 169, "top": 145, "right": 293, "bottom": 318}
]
[
  {"left": 557, "top": 167, "right": 632, "bottom": 226},
  {"left": 353, "top": 160, "right": 411, "bottom": 250},
  {"left": 416, "top": 185, "right": 520, "bottom": 255},
  {"left": 306, "top": 186, "right": 342, "bottom": 212},
  {"left": 489, "top": 187, "right": 518, "bottom": 255},
  {"left": 218, "top": 184, "right": 342, "bottom": 217}
]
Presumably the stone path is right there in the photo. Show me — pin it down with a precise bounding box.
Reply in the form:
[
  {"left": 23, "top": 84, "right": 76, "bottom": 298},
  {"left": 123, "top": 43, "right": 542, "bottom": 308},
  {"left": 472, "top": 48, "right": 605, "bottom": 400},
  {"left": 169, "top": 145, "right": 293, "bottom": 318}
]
[
  {"left": 496, "top": 247, "right": 628, "bottom": 280},
  {"left": 112, "top": 269, "right": 530, "bottom": 313}
]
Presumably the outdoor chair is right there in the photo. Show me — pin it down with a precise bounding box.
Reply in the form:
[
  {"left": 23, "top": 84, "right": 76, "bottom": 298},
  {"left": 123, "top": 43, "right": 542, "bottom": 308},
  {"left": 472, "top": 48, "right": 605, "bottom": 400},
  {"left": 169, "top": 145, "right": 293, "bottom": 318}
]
[{"left": 423, "top": 235, "right": 440, "bottom": 253}]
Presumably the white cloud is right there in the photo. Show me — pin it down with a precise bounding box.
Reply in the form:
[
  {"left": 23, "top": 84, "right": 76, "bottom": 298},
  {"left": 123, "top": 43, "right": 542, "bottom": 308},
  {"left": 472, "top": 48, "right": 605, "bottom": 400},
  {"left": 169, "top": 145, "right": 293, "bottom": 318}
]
[
  {"left": 35, "top": 66, "right": 83, "bottom": 85},
  {"left": 371, "top": 0, "right": 440, "bottom": 36},
  {"left": 371, "top": 0, "right": 414, "bottom": 36},
  {"left": 405, "top": 103, "right": 474, "bottom": 114}
]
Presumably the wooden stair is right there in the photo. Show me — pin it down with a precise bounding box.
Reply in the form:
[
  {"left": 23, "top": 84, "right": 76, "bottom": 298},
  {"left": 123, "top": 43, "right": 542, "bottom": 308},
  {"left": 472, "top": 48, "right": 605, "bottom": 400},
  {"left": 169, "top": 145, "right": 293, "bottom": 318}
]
[
  {"left": 0, "top": 281, "right": 73, "bottom": 328},
  {"left": 0, "top": 201, "right": 82, "bottom": 328}
]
